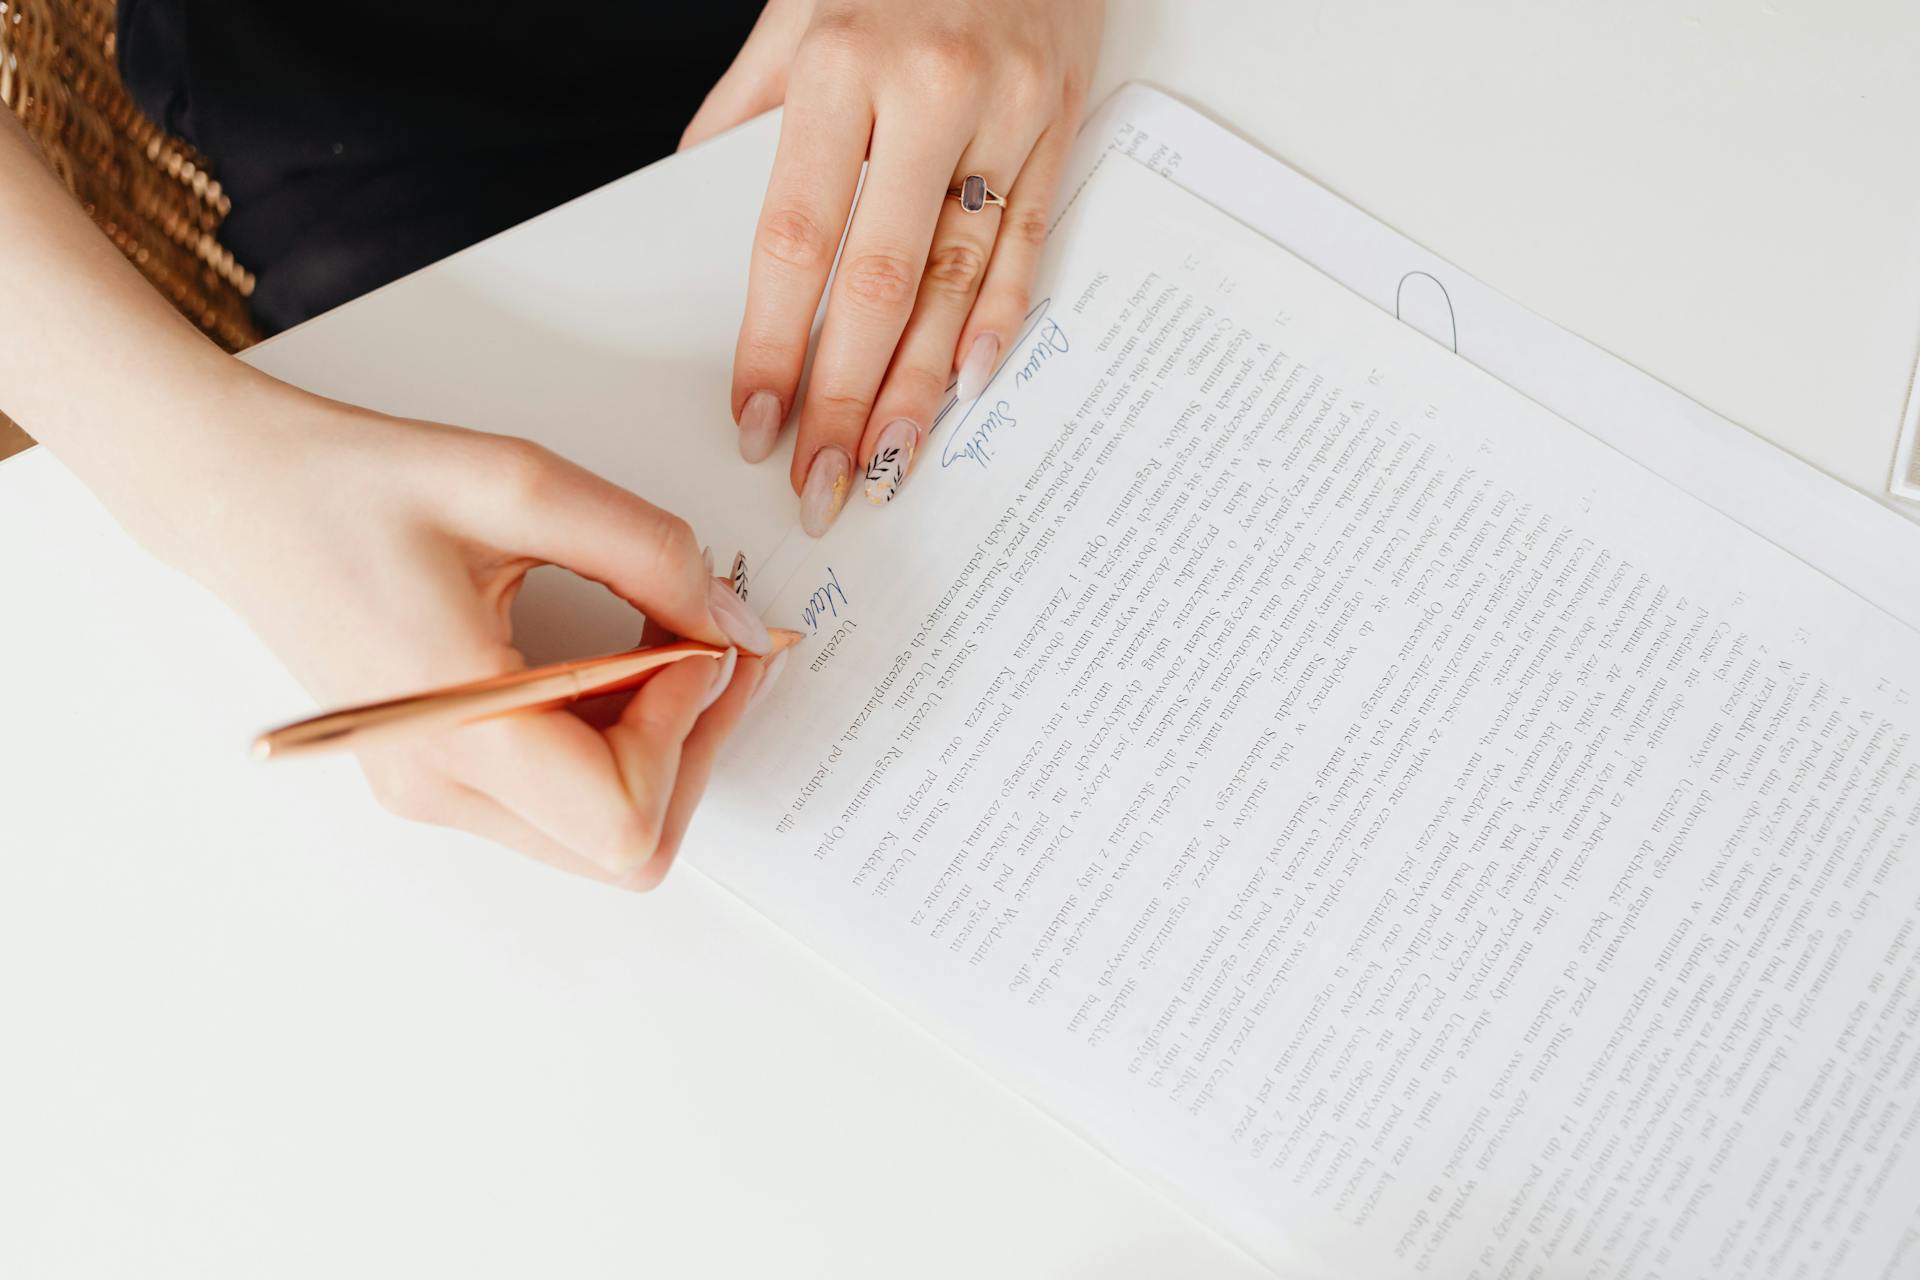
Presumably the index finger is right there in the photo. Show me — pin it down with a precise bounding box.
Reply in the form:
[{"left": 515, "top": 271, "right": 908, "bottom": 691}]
[
  {"left": 731, "top": 66, "right": 872, "bottom": 463},
  {"left": 788, "top": 117, "right": 967, "bottom": 534}
]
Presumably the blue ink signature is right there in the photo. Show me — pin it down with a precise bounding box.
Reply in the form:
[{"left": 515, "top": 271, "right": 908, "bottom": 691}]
[
  {"left": 800, "top": 566, "right": 850, "bottom": 634},
  {"left": 935, "top": 297, "right": 1071, "bottom": 470}
]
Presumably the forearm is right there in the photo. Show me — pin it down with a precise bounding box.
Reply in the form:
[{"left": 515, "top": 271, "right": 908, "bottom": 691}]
[
  {"left": 0, "top": 111, "right": 276, "bottom": 546},
  {"left": 0, "top": 112, "right": 779, "bottom": 888}
]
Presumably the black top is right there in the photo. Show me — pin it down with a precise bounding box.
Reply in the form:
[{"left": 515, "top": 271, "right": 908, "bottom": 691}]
[{"left": 119, "top": 2, "right": 762, "bottom": 332}]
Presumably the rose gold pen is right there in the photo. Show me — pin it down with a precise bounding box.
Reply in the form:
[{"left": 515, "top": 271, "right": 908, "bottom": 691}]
[{"left": 254, "top": 629, "right": 804, "bottom": 761}]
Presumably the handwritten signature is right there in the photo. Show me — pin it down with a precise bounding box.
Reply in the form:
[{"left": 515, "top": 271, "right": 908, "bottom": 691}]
[
  {"left": 937, "top": 297, "right": 1071, "bottom": 470},
  {"left": 800, "top": 565, "right": 850, "bottom": 635}
]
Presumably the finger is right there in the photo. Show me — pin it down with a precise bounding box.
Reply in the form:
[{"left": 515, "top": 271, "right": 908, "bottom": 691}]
[
  {"left": 573, "top": 590, "right": 723, "bottom": 731},
  {"left": 731, "top": 59, "right": 873, "bottom": 464},
  {"left": 466, "top": 439, "right": 772, "bottom": 655},
  {"left": 358, "top": 757, "right": 628, "bottom": 885},
  {"left": 790, "top": 115, "right": 970, "bottom": 535},
  {"left": 449, "top": 655, "right": 722, "bottom": 877},
  {"left": 857, "top": 141, "right": 1037, "bottom": 507},
  {"left": 622, "top": 648, "right": 783, "bottom": 892},
  {"left": 678, "top": 5, "right": 801, "bottom": 151},
  {"left": 954, "top": 121, "right": 1075, "bottom": 404},
  {"left": 464, "top": 649, "right": 770, "bottom": 893},
  {"left": 444, "top": 784, "right": 632, "bottom": 887},
  {"left": 681, "top": 59, "right": 786, "bottom": 153},
  {"left": 600, "top": 644, "right": 740, "bottom": 881}
]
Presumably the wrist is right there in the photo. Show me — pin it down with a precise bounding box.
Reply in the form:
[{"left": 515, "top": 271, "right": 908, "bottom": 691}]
[{"left": 81, "top": 359, "right": 326, "bottom": 571}]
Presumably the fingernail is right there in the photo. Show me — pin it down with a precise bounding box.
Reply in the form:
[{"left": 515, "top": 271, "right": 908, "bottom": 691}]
[
  {"left": 865, "top": 419, "right": 917, "bottom": 505},
  {"left": 749, "top": 648, "right": 790, "bottom": 712},
  {"left": 701, "top": 544, "right": 715, "bottom": 576},
  {"left": 957, "top": 334, "right": 999, "bottom": 402},
  {"left": 697, "top": 647, "right": 738, "bottom": 714},
  {"left": 800, "top": 447, "right": 851, "bottom": 538},
  {"left": 738, "top": 391, "right": 782, "bottom": 463},
  {"left": 707, "top": 577, "right": 771, "bottom": 654}
]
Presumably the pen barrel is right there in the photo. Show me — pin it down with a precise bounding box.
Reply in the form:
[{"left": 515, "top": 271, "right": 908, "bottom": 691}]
[
  {"left": 255, "top": 669, "right": 588, "bottom": 759},
  {"left": 253, "top": 643, "right": 730, "bottom": 760}
]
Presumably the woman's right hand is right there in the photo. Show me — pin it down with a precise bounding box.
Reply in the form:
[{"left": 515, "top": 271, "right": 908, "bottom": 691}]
[
  {"left": 131, "top": 371, "right": 783, "bottom": 890},
  {"left": 5, "top": 107, "right": 771, "bottom": 890}
]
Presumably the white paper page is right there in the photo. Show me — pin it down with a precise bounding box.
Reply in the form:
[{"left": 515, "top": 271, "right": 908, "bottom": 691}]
[
  {"left": 1067, "top": 86, "right": 1920, "bottom": 587},
  {"left": 689, "top": 154, "right": 1920, "bottom": 1278}
]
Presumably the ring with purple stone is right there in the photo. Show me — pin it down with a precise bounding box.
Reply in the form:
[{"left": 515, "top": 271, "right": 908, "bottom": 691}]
[{"left": 946, "top": 174, "right": 1007, "bottom": 213}]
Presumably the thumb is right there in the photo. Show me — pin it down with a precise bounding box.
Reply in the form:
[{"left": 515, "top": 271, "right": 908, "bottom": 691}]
[
  {"left": 474, "top": 440, "right": 772, "bottom": 654},
  {"left": 678, "top": 7, "right": 800, "bottom": 150}
]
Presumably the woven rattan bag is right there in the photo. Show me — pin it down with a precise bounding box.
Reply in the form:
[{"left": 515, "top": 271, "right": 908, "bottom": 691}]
[{"left": 1, "top": 0, "right": 257, "bottom": 452}]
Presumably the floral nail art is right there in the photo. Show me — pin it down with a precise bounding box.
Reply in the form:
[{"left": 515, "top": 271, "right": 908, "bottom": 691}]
[{"left": 865, "top": 420, "right": 917, "bottom": 505}]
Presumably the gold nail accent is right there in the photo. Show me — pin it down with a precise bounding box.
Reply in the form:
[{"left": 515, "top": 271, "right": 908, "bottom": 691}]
[{"left": 800, "top": 447, "right": 853, "bottom": 538}]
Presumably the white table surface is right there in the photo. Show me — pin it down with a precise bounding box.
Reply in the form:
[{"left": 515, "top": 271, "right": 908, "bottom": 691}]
[
  {"left": 6, "top": 4, "right": 1920, "bottom": 1277},
  {"left": 1109, "top": 0, "right": 1920, "bottom": 500}
]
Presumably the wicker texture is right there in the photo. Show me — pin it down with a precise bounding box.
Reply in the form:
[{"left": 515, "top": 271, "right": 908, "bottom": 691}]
[{"left": 1, "top": 0, "right": 258, "bottom": 353}]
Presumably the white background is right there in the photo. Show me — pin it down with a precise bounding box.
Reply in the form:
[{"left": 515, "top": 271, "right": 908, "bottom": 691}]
[{"left": 5, "top": 3, "right": 1920, "bottom": 1277}]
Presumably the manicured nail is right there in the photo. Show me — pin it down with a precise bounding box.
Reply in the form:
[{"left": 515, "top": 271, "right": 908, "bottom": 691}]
[
  {"left": 865, "top": 419, "right": 917, "bottom": 505},
  {"left": 697, "top": 647, "right": 738, "bottom": 714},
  {"left": 800, "top": 446, "right": 851, "bottom": 537},
  {"left": 707, "top": 576, "right": 771, "bottom": 654},
  {"left": 957, "top": 334, "right": 999, "bottom": 402},
  {"left": 749, "top": 648, "right": 790, "bottom": 712},
  {"left": 701, "top": 544, "right": 715, "bottom": 576},
  {"left": 738, "top": 391, "right": 782, "bottom": 463}
]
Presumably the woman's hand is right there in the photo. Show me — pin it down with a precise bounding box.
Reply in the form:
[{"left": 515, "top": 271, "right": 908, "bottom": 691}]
[
  {"left": 681, "top": 0, "right": 1105, "bottom": 535},
  {"left": 2, "top": 108, "right": 776, "bottom": 890},
  {"left": 145, "top": 377, "right": 784, "bottom": 891}
]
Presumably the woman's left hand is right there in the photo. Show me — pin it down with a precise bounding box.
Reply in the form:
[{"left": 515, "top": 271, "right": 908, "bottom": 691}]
[{"left": 681, "top": 0, "right": 1105, "bottom": 535}]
